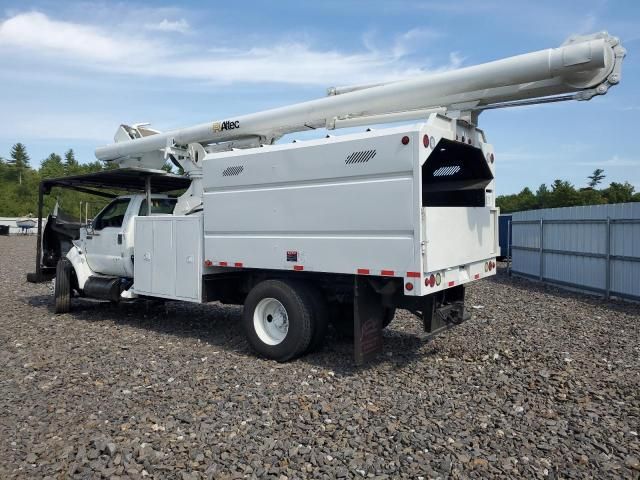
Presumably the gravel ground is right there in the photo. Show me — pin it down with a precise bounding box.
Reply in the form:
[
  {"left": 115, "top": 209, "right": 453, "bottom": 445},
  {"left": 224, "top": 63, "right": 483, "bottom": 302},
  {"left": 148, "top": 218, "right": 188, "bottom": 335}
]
[{"left": 1, "top": 235, "right": 639, "bottom": 479}]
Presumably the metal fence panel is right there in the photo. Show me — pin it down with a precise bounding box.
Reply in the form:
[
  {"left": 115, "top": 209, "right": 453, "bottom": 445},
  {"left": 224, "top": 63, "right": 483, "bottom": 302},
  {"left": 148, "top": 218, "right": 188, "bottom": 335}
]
[{"left": 510, "top": 202, "right": 640, "bottom": 301}]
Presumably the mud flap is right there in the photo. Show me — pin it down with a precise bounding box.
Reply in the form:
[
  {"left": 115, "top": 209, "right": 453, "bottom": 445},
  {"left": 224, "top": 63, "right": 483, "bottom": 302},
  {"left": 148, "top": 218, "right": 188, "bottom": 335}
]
[
  {"left": 422, "top": 285, "right": 470, "bottom": 336},
  {"left": 353, "top": 276, "right": 384, "bottom": 365}
]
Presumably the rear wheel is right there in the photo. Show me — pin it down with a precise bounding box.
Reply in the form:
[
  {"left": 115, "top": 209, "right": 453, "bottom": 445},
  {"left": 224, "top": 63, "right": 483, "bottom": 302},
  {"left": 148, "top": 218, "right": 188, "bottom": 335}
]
[
  {"left": 54, "top": 258, "right": 71, "bottom": 314},
  {"left": 243, "top": 280, "right": 313, "bottom": 362}
]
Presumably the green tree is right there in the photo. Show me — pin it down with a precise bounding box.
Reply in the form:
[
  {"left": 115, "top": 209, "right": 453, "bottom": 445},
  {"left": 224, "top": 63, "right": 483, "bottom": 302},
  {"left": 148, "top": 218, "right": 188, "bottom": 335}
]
[
  {"left": 80, "top": 160, "right": 104, "bottom": 174},
  {"left": 603, "top": 181, "right": 635, "bottom": 203},
  {"left": 587, "top": 168, "right": 606, "bottom": 188},
  {"left": 39, "top": 153, "right": 65, "bottom": 179},
  {"left": 7, "top": 143, "right": 31, "bottom": 184},
  {"left": 535, "top": 183, "right": 551, "bottom": 209},
  {"left": 64, "top": 149, "right": 80, "bottom": 175},
  {"left": 548, "top": 179, "right": 580, "bottom": 208},
  {"left": 578, "top": 188, "right": 605, "bottom": 206}
]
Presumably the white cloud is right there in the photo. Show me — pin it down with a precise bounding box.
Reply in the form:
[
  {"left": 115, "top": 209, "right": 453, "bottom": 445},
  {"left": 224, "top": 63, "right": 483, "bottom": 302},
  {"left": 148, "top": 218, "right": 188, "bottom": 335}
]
[
  {"left": 145, "top": 18, "right": 190, "bottom": 34},
  {"left": 0, "top": 11, "right": 129, "bottom": 62},
  {"left": 0, "top": 11, "right": 457, "bottom": 86}
]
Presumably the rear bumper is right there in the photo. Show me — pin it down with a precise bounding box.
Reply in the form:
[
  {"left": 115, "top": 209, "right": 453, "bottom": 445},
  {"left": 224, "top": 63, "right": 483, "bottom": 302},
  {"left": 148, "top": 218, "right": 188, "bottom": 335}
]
[{"left": 402, "top": 257, "right": 497, "bottom": 296}]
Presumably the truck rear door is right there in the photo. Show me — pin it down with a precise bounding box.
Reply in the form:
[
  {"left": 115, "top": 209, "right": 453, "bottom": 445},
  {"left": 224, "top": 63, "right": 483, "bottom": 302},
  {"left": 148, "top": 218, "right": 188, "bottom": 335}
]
[
  {"left": 421, "top": 137, "right": 498, "bottom": 272},
  {"left": 423, "top": 207, "right": 498, "bottom": 272}
]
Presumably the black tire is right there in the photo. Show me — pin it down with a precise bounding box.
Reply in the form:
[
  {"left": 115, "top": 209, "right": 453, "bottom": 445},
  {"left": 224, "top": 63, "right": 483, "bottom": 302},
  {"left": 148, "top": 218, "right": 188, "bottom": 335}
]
[
  {"left": 383, "top": 307, "right": 396, "bottom": 329},
  {"left": 54, "top": 258, "right": 71, "bottom": 314},
  {"left": 242, "top": 280, "right": 314, "bottom": 362},
  {"left": 330, "top": 303, "right": 396, "bottom": 338},
  {"left": 302, "top": 284, "right": 329, "bottom": 353}
]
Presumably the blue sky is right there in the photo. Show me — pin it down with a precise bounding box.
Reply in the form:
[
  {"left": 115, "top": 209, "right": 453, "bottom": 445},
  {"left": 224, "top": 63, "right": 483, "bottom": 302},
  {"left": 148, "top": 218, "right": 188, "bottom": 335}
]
[{"left": 0, "top": 0, "right": 638, "bottom": 194}]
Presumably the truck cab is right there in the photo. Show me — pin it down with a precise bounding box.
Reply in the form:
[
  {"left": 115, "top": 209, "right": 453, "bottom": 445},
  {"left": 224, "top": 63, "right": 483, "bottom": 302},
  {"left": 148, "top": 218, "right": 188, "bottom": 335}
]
[{"left": 79, "top": 194, "right": 176, "bottom": 277}]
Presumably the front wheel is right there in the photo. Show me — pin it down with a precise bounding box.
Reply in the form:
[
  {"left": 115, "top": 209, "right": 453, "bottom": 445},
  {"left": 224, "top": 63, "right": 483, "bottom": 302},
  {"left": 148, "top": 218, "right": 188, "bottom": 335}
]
[
  {"left": 242, "top": 280, "right": 313, "bottom": 362},
  {"left": 54, "top": 258, "right": 72, "bottom": 314}
]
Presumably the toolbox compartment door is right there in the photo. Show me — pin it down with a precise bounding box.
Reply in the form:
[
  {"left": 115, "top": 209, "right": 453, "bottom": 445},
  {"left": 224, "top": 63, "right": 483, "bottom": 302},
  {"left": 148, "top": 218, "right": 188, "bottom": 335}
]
[{"left": 134, "top": 216, "right": 202, "bottom": 302}]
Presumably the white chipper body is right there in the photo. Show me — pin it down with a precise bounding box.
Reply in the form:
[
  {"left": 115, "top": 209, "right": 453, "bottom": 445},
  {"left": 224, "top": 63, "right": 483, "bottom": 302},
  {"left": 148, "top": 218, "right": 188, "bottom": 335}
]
[{"left": 50, "top": 32, "right": 625, "bottom": 362}]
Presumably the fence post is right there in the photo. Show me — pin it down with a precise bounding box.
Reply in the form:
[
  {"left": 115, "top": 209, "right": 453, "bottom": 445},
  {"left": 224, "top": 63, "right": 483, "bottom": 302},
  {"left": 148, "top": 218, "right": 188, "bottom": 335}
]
[
  {"left": 539, "top": 218, "right": 544, "bottom": 281},
  {"left": 507, "top": 219, "right": 512, "bottom": 277},
  {"left": 605, "top": 216, "right": 611, "bottom": 299}
]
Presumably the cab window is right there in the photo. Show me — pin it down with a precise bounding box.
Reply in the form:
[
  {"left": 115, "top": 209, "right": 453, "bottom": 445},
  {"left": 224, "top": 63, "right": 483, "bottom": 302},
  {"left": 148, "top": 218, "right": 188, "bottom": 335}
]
[
  {"left": 93, "top": 198, "right": 131, "bottom": 230},
  {"left": 138, "top": 198, "right": 177, "bottom": 216}
]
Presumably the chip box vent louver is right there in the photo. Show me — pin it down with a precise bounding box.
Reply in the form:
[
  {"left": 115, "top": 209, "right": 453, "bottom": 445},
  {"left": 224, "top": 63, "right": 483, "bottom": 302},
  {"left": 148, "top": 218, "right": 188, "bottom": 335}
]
[
  {"left": 433, "top": 165, "right": 461, "bottom": 177},
  {"left": 222, "top": 165, "right": 244, "bottom": 176},
  {"left": 345, "top": 150, "right": 376, "bottom": 165}
]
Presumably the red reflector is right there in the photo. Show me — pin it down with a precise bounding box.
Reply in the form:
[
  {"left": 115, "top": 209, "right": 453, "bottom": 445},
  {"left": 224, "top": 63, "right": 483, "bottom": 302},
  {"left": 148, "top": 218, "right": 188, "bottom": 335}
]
[
  {"left": 474, "top": 273, "right": 480, "bottom": 279},
  {"left": 381, "top": 270, "right": 394, "bottom": 276},
  {"left": 293, "top": 265, "right": 304, "bottom": 271},
  {"left": 448, "top": 281, "right": 455, "bottom": 286},
  {"left": 407, "top": 271, "right": 420, "bottom": 278},
  {"left": 405, "top": 282, "right": 414, "bottom": 291},
  {"left": 234, "top": 262, "right": 243, "bottom": 267},
  {"left": 423, "top": 135, "right": 429, "bottom": 148},
  {"left": 204, "top": 260, "right": 212, "bottom": 267},
  {"left": 401, "top": 136, "right": 410, "bottom": 145},
  {"left": 357, "top": 268, "right": 370, "bottom": 275},
  {"left": 428, "top": 274, "right": 436, "bottom": 287},
  {"left": 219, "top": 261, "right": 228, "bottom": 267}
]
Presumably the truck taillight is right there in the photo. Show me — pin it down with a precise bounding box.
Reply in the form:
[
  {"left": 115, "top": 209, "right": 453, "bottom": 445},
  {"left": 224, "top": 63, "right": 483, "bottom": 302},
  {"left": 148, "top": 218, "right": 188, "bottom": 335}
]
[
  {"left": 405, "top": 282, "right": 414, "bottom": 291},
  {"left": 423, "top": 134, "right": 429, "bottom": 148},
  {"left": 425, "top": 274, "right": 436, "bottom": 287},
  {"left": 402, "top": 136, "right": 410, "bottom": 145}
]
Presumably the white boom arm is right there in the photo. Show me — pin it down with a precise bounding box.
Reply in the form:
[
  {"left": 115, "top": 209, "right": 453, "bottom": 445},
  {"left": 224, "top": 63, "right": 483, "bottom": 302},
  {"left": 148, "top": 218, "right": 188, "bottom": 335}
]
[{"left": 95, "top": 32, "right": 625, "bottom": 168}]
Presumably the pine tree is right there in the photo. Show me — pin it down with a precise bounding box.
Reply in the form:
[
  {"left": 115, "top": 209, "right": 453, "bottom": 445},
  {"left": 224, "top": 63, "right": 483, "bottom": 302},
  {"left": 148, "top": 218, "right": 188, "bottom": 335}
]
[
  {"left": 64, "top": 149, "right": 79, "bottom": 175},
  {"left": 8, "top": 143, "right": 31, "bottom": 184},
  {"left": 587, "top": 168, "right": 606, "bottom": 188}
]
